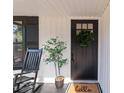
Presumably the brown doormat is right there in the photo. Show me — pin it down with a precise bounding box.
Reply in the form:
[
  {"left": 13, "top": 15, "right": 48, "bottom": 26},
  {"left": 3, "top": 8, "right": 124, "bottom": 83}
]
[{"left": 65, "top": 83, "right": 101, "bottom": 93}]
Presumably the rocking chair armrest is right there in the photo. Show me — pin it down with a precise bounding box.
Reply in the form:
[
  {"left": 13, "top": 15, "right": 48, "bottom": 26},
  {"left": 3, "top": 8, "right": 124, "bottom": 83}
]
[{"left": 14, "top": 71, "right": 33, "bottom": 77}]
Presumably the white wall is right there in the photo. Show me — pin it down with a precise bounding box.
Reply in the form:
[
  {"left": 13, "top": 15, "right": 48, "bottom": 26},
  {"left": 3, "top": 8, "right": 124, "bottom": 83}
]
[
  {"left": 38, "top": 16, "right": 71, "bottom": 83},
  {"left": 98, "top": 5, "right": 110, "bottom": 93}
]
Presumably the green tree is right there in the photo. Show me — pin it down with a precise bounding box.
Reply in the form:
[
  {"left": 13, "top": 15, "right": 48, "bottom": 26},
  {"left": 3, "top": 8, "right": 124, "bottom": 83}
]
[{"left": 43, "top": 37, "right": 67, "bottom": 76}]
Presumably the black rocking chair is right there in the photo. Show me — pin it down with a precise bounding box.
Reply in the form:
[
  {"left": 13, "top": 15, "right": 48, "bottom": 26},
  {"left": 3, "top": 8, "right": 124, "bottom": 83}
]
[{"left": 13, "top": 48, "right": 43, "bottom": 93}]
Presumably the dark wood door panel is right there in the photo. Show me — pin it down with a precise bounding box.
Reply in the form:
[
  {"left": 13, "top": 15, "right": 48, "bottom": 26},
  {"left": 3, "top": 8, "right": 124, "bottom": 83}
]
[{"left": 71, "top": 20, "right": 98, "bottom": 80}]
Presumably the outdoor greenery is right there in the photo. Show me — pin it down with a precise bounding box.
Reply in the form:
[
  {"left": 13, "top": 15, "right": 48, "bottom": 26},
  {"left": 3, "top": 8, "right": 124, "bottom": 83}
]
[
  {"left": 13, "top": 24, "right": 23, "bottom": 43},
  {"left": 77, "top": 29, "right": 95, "bottom": 47},
  {"left": 43, "top": 37, "right": 67, "bottom": 76}
]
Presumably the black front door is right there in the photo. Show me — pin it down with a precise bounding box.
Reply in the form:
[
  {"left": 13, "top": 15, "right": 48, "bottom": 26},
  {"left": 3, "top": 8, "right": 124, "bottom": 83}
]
[{"left": 71, "top": 20, "right": 98, "bottom": 80}]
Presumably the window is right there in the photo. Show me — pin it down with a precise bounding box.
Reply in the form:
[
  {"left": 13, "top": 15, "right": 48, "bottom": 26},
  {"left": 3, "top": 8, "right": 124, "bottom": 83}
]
[
  {"left": 13, "top": 16, "right": 39, "bottom": 70},
  {"left": 76, "top": 23, "right": 94, "bottom": 35},
  {"left": 13, "top": 21, "right": 24, "bottom": 69}
]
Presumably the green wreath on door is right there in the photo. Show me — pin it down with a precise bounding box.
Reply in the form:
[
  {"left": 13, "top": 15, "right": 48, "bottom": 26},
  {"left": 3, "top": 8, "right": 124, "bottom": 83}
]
[{"left": 76, "top": 29, "right": 95, "bottom": 47}]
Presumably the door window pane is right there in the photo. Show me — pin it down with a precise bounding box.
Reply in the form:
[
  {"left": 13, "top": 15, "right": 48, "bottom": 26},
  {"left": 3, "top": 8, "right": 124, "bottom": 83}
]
[
  {"left": 13, "top": 21, "right": 23, "bottom": 68},
  {"left": 82, "top": 24, "right": 87, "bottom": 29},
  {"left": 76, "top": 24, "right": 82, "bottom": 29},
  {"left": 88, "top": 24, "right": 93, "bottom": 29},
  {"left": 76, "top": 30, "right": 81, "bottom": 35}
]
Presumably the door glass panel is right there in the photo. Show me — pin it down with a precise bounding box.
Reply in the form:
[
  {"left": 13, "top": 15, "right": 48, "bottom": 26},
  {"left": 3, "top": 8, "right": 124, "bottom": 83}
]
[
  {"left": 76, "top": 24, "right": 81, "bottom": 29},
  {"left": 13, "top": 24, "right": 22, "bottom": 42},
  {"left": 88, "top": 24, "right": 93, "bottom": 29},
  {"left": 76, "top": 30, "right": 81, "bottom": 35},
  {"left": 13, "top": 21, "right": 23, "bottom": 68},
  {"left": 90, "top": 30, "right": 93, "bottom": 33},
  {"left": 82, "top": 24, "right": 87, "bottom": 29}
]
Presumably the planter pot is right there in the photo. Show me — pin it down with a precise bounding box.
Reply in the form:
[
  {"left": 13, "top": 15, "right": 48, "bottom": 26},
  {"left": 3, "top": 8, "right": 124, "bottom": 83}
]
[{"left": 55, "top": 76, "right": 64, "bottom": 88}]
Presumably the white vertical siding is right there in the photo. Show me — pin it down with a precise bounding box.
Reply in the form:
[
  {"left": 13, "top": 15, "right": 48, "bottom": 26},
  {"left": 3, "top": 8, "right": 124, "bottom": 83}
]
[
  {"left": 99, "top": 5, "right": 110, "bottom": 93},
  {"left": 38, "top": 16, "right": 71, "bottom": 83}
]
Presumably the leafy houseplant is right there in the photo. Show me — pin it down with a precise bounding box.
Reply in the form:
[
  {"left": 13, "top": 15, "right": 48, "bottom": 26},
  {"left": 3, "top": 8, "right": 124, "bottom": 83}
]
[
  {"left": 43, "top": 37, "right": 67, "bottom": 88},
  {"left": 76, "top": 29, "right": 95, "bottom": 47}
]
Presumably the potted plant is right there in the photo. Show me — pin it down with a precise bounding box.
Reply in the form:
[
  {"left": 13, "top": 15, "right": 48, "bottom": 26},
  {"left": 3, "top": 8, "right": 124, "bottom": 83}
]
[
  {"left": 76, "top": 29, "right": 95, "bottom": 47},
  {"left": 43, "top": 37, "right": 67, "bottom": 88}
]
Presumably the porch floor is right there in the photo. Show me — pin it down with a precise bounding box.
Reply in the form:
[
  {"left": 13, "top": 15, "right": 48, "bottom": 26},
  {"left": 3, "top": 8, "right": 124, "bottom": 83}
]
[{"left": 36, "top": 83, "right": 68, "bottom": 93}]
